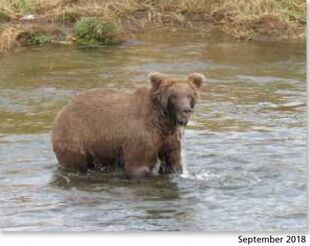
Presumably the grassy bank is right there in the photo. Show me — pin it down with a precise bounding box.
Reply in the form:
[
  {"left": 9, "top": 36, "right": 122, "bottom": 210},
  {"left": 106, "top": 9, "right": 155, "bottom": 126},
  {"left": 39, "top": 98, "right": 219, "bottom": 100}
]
[{"left": 0, "top": 0, "right": 306, "bottom": 55}]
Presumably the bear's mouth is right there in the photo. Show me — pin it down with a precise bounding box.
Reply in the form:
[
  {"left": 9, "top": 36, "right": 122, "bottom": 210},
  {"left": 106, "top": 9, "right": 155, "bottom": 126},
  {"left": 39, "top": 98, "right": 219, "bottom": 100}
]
[{"left": 176, "top": 119, "right": 189, "bottom": 126}]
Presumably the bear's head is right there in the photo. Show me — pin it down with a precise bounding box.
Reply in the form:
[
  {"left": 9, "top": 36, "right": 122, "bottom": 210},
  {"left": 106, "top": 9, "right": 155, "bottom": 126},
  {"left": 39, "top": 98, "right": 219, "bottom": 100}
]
[{"left": 149, "top": 72, "right": 205, "bottom": 127}]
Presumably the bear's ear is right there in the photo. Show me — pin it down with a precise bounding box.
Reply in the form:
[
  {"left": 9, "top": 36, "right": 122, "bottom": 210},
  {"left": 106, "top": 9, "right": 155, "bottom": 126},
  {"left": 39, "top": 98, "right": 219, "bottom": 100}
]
[
  {"left": 188, "top": 73, "right": 206, "bottom": 89},
  {"left": 148, "top": 72, "right": 168, "bottom": 89}
]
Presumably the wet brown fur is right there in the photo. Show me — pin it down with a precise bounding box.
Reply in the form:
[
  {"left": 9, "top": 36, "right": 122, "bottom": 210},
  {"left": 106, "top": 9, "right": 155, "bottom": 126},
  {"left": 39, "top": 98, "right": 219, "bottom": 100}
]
[{"left": 51, "top": 73, "right": 205, "bottom": 178}]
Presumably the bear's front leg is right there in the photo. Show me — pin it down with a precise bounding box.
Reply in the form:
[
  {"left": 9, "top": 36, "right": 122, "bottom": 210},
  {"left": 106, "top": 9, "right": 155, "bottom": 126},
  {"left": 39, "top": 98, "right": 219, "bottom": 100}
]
[
  {"left": 159, "top": 133, "right": 183, "bottom": 174},
  {"left": 123, "top": 145, "right": 153, "bottom": 179}
]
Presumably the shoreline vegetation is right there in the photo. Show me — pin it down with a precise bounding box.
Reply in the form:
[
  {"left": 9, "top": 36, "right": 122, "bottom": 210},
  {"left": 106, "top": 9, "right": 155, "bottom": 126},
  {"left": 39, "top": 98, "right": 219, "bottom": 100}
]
[{"left": 0, "top": 0, "right": 306, "bottom": 55}]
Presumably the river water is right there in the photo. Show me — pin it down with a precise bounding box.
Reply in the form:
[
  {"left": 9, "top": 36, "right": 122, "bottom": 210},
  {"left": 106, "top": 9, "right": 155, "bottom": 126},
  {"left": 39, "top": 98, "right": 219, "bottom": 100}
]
[{"left": 0, "top": 31, "right": 307, "bottom": 231}]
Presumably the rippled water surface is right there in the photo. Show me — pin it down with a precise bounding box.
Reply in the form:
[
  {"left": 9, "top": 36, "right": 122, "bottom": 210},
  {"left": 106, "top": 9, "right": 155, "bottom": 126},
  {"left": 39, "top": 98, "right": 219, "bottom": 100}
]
[{"left": 0, "top": 32, "right": 307, "bottom": 231}]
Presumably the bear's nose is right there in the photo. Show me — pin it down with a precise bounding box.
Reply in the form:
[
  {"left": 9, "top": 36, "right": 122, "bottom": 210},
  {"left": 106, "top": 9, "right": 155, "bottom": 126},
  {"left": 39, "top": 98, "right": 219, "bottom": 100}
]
[{"left": 182, "top": 108, "right": 192, "bottom": 115}]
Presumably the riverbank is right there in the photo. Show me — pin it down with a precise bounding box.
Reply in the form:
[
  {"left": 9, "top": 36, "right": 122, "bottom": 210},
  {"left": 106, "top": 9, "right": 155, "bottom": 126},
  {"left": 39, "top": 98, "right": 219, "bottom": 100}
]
[{"left": 0, "top": 0, "right": 306, "bottom": 55}]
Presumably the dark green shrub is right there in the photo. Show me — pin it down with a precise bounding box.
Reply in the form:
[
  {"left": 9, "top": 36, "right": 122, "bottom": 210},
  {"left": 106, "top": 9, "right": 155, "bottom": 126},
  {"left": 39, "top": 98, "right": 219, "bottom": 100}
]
[
  {"left": 28, "top": 33, "right": 51, "bottom": 46},
  {"left": 74, "top": 18, "right": 121, "bottom": 46}
]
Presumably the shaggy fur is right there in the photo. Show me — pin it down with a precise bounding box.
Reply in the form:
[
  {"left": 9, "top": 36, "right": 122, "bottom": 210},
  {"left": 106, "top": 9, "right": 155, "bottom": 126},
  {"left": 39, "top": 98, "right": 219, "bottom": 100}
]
[{"left": 51, "top": 72, "right": 205, "bottom": 178}]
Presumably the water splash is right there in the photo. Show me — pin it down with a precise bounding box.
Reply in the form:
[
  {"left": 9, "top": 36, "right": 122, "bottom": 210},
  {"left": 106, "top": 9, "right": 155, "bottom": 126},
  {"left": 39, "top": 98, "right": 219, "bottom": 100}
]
[
  {"left": 194, "top": 172, "right": 220, "bottom": 181},
  {"left": 178, "top": 126, "right": 219, "bottom": 182},
  {"left": 180, "top": 127, "right": 190, "bottom": 178}
]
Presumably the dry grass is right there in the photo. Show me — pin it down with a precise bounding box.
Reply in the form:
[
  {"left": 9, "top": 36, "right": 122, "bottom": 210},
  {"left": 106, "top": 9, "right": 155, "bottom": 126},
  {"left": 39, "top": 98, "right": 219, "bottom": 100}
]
[
  {"left": 0, "top": 0, "right": 305, "bottom": 22},
  {"left": 0, "top": 0, "right": 306, "bottom": 54},
  {"left": 0, "top": 25, "right": 24, "bottom": 54},
  {"left": 211, "top": 0, "right": 306, "bottom": 40},
  {"left": 0, "top": 23, "right": 63, "bottom": 54}
]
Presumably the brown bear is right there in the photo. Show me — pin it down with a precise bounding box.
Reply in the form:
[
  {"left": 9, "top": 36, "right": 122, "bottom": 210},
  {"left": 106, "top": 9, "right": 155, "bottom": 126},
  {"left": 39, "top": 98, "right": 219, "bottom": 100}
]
[{"left": 51, "top": 72, "right": 205, "bottom": 178}]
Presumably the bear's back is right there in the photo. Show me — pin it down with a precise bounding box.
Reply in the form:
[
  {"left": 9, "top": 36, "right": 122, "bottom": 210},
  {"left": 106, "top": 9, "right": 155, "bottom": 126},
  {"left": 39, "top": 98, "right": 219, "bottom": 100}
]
[
  {"left": 52, "top": 87, "right": 154, "bottom": 153},
  {"left": 71, "top": 88, "right": 151, "bottom": 119}
]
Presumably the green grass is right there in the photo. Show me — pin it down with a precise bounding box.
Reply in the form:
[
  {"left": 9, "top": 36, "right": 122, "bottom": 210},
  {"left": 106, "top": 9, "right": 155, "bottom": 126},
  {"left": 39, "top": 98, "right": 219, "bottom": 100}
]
[
  {"left": 0, "top": 0, "right": 35, "bottom": 15},
  {"left": 279, "top": 0, "right": 306, "bottom": 23}
]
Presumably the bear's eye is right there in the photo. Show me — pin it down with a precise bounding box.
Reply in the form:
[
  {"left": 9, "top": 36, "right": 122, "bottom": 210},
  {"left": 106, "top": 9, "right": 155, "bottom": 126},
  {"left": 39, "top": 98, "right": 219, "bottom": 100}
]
[{"left": 169, "top": 95, "right": 177, "bottom": 103}]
